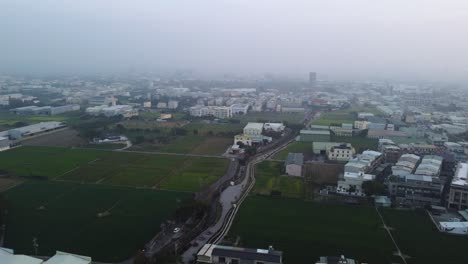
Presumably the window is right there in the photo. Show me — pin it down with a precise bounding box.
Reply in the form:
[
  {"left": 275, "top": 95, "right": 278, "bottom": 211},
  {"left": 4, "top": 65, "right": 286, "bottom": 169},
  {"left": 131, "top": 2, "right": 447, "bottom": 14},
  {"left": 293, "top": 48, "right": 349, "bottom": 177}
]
[
  {"left": 219, "top": 257, "right": 226, "bottom": 263},
  {"left": 231, "top": 259, "right": 240, "bottom": 264}
]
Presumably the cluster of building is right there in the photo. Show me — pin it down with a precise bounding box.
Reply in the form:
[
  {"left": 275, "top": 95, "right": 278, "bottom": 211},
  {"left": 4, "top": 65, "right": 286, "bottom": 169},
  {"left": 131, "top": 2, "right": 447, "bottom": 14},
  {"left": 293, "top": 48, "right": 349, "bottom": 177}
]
[
  {"left": 232, "top": 122, "right": 285, "bottom": 152},
  {"left": 85, "top": 104, "right": 138, "bottom": 118},
  {"left": 0, "top": 249, "right": 91, "bottom": 264}
]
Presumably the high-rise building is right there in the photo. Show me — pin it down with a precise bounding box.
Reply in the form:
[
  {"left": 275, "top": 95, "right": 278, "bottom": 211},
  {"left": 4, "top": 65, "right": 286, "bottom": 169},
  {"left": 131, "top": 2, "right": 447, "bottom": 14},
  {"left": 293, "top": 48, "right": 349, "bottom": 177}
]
[{"left": 309, "top": 72, "right": 317, "bottom": 87}]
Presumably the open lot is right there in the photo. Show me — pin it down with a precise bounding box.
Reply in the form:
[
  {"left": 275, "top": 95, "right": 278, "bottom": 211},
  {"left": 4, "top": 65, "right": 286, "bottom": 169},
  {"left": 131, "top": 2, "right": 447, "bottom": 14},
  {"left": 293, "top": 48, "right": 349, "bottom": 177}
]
[
  {"left": 2, "top": 181, "right": 190, "bottom": 262},
  {"left": 273, "top": 141, "right": 313, "bottom": 160},
  {"left": 0, "top": 146, "right": 229, "bottom": 192},
  {"left": 229, "top": 196, "right": 395, "bottom": 264},
  {"left": 381, "top": 209, "right": 468, "bottom": 264},
  {"left": 304, "top": 163, "right": 343, "bottom": 199},
  {"left": 311, "top": 106, "right": 381, "bottom": 126},
  {"left": 253, "top": 161, "right": 303, "bottom": 198},
  {"left": 21, "top": 128, "right": 87, "bottom": 147}
]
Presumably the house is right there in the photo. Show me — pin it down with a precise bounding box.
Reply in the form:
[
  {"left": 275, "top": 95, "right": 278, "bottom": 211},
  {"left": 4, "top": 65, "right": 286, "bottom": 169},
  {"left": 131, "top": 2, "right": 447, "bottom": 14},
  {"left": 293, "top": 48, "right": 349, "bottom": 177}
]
[
  {"left": 328, "top": 143, "right": 355, "bottom": 161},
  {"left": 234, "top": 134, "right": 252, "bottom": 146},
  {"left": 197, "top": 244, "right": 282, "bottom": 264},
  {"left": 285, "top": 153, "right": 304, "bottom": 177},
  {"left": 337, "top": 172, "right": 375, "bottom": 195}
]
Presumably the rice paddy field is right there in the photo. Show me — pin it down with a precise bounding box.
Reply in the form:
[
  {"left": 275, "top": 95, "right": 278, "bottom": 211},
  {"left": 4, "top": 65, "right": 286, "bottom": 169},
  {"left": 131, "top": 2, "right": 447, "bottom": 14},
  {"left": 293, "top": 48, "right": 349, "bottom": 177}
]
[
  {"left": 0, "top": 146, "right": 229, "bottom": 261},
  {"left": 252, "top": 161, "right": 303, "bottom": 198},
  {"left": 2, "top": 181, "right": 190, "bottom": 262}
]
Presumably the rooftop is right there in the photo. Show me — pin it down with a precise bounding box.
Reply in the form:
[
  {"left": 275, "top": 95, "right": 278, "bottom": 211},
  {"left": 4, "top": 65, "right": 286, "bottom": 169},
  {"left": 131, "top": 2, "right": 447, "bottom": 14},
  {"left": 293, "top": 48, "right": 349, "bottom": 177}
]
[
  {"left": 300, "top": 129, "right": 330, "bottom": 135},
  {"left": 286, "top": 153, "right": 304, "bottom": 166},
  {"left": 244, "top": 122, "right": 264, "bottom": 130},
  {"left": 452, "top": 163, "right": 468, "bottom": 187}
]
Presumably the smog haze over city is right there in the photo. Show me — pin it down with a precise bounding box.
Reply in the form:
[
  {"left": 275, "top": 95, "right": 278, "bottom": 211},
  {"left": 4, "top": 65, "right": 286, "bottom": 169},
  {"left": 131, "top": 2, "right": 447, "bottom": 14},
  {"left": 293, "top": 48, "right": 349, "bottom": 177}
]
[
  {"left": 3, "top": 1, "right": 468, "bottom": 264},
  {"left": 1, "top": 0, "right": 468, "bottom": 82}
]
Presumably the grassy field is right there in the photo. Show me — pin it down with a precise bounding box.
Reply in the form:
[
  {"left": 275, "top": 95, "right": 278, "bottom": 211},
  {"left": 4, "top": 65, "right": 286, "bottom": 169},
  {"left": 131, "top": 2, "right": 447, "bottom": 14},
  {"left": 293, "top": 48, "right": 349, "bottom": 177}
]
[
  {"left": 2, "top": 181, "right": 190, "bottom": 262},
  {"left": 253, "top": 161, "right": 303, "bottom": 198},
  {"left": 331, "top": 135, "right": 378, "bottom": 152},
  {"left": 229, "top": 196, "right": 395, "bottom": 264},
  {"left": 234, "top": 112, "right": 304, "bottom": 125},
  {"left": 0, "top": 146, "right": 229, "bottom": 191},
  {"left": 311, "top": 105, "right": 381, "bottom": 126},
  {"left": 381, "top": 209, "right": 468, "bottom": 264},
  {"left": 273, "top": 141, "right": 313, "bottom": 160},
  {"left": 184, "top": 122, "right": 244, "bottom": 136}
]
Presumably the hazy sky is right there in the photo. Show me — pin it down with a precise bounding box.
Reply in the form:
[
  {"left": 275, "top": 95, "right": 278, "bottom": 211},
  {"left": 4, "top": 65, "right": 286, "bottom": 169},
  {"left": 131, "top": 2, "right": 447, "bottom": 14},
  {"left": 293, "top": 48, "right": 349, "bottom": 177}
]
[{"left": 1, "top": 0, "right": 467, "bottom": 81}]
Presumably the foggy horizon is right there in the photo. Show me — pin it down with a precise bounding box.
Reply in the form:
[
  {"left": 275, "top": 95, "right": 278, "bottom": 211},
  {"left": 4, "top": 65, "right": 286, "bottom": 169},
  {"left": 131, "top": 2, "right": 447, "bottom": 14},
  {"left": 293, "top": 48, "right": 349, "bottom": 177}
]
[{"left": 1, "top": 0, "right": 467, "bottom": 82}]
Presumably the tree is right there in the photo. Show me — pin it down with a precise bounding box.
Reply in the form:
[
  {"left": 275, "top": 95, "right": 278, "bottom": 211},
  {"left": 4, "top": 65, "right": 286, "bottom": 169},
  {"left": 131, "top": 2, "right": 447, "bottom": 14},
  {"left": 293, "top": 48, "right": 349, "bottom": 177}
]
[{"left": 362, "top": 180, "right": 385, "bottom": 196}]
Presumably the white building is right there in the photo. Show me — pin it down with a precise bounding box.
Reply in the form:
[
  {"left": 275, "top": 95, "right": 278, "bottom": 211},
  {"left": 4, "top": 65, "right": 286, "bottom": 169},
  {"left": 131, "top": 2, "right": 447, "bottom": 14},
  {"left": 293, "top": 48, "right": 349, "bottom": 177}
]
[
  {"left": 230, "top": 104, "right": 249, "bottom": 115},
  {"left": 263, "top": 123, "right": 285, "bottom": 133},
  {"left": 234, "top": 134, "right": 252, "bottom": 146},
  {"left": 439, "top": 222, "right": 468, "bottom": 235},
  {"left": 157, "top": 102, "right": 167, "bottom": 109},
  {"left": 143, "top": 101, "right": 152, "bottom": 108},
  {"left": 354, "top": 120, "right": 369, "bottom": 130},
  {"left": 188, "top": 105, "right": 232, "bottom": 119},
  {"left": 168, "top": 100, "right": 179, "bottom": 109},
  {"left": 86, "top": 105, "right": 137, "bottom": 118},
  {"left": 328, "top": 144, "right": 355, "bottom": 161},
  {"left": 0, "top": 136, "right": 10, "bottom": 151},
  {"left": 244, "top": 122, "right": 264, "bottom": 136},
  {"left": 337, "top": 172, "right": 375, "bottom": 195},
  {"left": 211, "top": 106, "right": 232, "bottom": 119},
  {"left": 8, "top": 121, "right": 65, "bottom": 140}
]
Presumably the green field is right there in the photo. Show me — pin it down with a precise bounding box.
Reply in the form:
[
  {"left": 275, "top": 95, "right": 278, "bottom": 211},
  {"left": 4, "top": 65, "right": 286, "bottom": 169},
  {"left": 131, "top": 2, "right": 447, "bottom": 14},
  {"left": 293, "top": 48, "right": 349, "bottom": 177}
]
[
  {"left": 381, "top": 209, "right": 468, "bottom": 264},
  {"left": 0, "top": 111, "right": 80, "bottom": 131},
  {"left": 229, "top": 196, "right": 395, "bottom": 264},
  {"left": 273, "top": 141, "right": 313, "bottom": 160},
  {"left": 184, "top": 122, "right": 244, "bottom": 136},
  {"left": 253, "top": 161, "right": 303, "bottom": 198},
  {"left": 0, "top": 146, "right": 229, "bottom": 191},
  {"left": 311, "top": 106, "right": 381, "bottom": 126},
  {"left": 3, "top": 181, "right": 190, "bottom": 262}
]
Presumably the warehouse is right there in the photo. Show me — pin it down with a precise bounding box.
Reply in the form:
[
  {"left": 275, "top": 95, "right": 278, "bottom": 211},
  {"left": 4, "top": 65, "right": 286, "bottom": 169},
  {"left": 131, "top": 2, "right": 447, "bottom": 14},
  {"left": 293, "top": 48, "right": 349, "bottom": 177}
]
[{"left": 8, "top": 121, "right": 66, "bottom": 140}]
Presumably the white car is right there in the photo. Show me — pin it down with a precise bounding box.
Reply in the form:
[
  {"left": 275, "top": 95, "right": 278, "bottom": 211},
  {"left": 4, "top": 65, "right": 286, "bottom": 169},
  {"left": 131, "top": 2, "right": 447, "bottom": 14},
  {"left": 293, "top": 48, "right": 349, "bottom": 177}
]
[{"left": 173, "top": 227, "right": 181, "bottom": 233}]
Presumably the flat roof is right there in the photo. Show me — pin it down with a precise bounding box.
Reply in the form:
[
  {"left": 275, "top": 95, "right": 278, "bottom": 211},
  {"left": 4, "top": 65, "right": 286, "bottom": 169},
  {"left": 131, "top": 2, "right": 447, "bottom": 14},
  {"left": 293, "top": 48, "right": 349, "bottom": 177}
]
[
  {"left": 300, "top": 129, "right": 330, "bottom": 135},
  {"left": 244, "top": 122, "right": 264, "bottom": 130},
  {"left": 452, "top": 163, "right": 468, "bottom": 186}
]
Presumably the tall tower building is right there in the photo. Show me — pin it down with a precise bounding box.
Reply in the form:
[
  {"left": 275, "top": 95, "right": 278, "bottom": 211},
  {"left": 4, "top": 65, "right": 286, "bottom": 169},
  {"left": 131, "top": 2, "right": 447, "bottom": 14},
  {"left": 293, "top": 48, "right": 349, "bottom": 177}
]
[{"left": 309, "top": 72, "right": 317, "bottom": 87}]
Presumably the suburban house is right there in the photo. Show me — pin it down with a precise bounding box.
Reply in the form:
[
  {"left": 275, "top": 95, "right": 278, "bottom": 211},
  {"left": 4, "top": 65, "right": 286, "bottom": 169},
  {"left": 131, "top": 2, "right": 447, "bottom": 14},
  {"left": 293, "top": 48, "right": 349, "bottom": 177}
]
[
  {"left": 197, "top": 244, "right": 283, "bottom": 264},
  {"left": 234, "top": 134, "right": 252, "bottom": 147},
  {"left": 328, "top": 143, "right": 355, "bottom": 162},
  {"left": 285, "top": 153, "right": 304, "bottom": 177}
]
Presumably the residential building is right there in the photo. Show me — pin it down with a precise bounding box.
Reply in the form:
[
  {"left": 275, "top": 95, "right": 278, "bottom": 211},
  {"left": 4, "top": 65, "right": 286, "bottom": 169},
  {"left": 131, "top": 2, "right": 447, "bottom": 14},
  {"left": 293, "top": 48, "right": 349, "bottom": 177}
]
[
  {"left": 230, "top": 104, "right": 249, "bottom": 115},
  {"left": 197, "top": 244, "right": 282, "bottom": 264},
  {"left": 447, "top": 163, "right": 468, "bottom": 209},
  {"left": 188, "top": 105, "right": 232, "bottom": 119},
  {"left": 354, "top": 120, "right": 369, "bottom": 130},
  {"left": 157, "top": 102, "right": 167, "bottom": 109},
  {"left": 313, "top": 142, "right": 340, "bottom": 155},
  {"left": 234, "top": 134, "right": 252, "bottom": 146},
  {"left": 337, "top": 171, "right": 375, "bottom": 195},
  {"left": 211, "top": 106, "right": 232, "bottom": 119},
  {"left": 285, "top": 153, "right": 304, "bottom": 177},
  {"left": 388, "top": 174, "right": 443, "bottom": 206},
  {"left": 143, "top": 101, "right": 152, "bottom": 108},
  {"left": 263, "top": 123, "right": 285, "bottom": 133},
  {"left": 328, "top": 143, "right": 355, "bottom": 161}
]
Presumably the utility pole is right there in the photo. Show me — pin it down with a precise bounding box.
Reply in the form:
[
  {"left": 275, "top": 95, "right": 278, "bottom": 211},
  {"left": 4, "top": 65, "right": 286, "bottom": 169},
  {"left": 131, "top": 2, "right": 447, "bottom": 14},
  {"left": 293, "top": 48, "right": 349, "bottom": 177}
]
[{"left": 32, "top": 237, "right": 39, "bottom": 256}]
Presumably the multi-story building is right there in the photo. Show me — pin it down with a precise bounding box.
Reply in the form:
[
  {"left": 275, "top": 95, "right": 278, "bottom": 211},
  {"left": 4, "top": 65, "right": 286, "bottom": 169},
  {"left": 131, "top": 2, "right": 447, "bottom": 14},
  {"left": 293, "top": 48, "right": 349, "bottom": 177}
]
[
  {"left": 168, "top": 100, "right": 179, "bottom": 109},
  {"left": 211, "top": 106, "right": 232, "bottom": 119},
  {"left": 243, "top": 122, "right": 264, "bottom": 136},
  {"left": 188, "top": 105, "right": 232, "bottom": 119},
  {"left": 354, "top": 120, "right": 369, "bottom": 130},
  {"left": 388, "top": 174, "right": 443, "bottom": 206},
  {"left": 328, "top": 143, "right": 355, "bottom": 162},
  {"left": 233, "top": 134, "right": 252, "bottom": 146},
  {"left": 447, "top": 163, "right": 468, "bottom": 209},
  {"left": 230, "top": 104, "right": 249, "bottom": 115}
]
